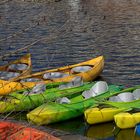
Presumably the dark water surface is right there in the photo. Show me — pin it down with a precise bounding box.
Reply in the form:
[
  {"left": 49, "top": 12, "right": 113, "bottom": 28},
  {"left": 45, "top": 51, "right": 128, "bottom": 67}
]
[{"left": 0, "top": 0, "right": 140, "bottom": 139}]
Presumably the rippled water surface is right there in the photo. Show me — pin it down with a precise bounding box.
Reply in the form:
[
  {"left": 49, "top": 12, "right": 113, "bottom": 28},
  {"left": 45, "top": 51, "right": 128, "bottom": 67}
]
[{"left": 0, "top": 0, "right": 140, "bottom": 139}]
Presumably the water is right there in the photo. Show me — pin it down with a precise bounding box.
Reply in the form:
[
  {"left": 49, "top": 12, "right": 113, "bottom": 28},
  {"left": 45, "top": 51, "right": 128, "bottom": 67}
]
[{"left": 0, "top": 0, "right": 140, "bottom": 139}]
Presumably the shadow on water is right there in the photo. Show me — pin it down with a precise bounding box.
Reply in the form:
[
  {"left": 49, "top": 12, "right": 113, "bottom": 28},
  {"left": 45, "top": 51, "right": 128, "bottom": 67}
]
[{"left": 0, "top": 0, "right": 140, "bottom": 139}]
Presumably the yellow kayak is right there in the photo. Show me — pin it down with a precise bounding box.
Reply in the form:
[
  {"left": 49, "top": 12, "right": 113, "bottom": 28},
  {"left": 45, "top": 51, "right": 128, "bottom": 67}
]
[
  {"left": 19, "top": 56, "right": 104, "bottom": 82},
  {"left": 0, "top": 56, "right": 104, "bottom": 95},
  {"left": 84, "top": 107, "right": 124, "bottom": 124},
  {"left": 0, "top": 53, "right": 31, "bottom": 81},
  {"left": 114, "top": 112, "right": 140, "bottom": 129}
]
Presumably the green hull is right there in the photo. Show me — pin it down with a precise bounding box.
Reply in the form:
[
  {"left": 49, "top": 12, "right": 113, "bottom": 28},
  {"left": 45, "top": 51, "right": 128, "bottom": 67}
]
[
  {"left": 0, "top": 82, "right": 95, "bottom": 113},
  {"left": 100, "top": 85, "right": 140, "bottom": 110},
  {"left": 27, "top": 85, "right": 123, "bottom": 125}
]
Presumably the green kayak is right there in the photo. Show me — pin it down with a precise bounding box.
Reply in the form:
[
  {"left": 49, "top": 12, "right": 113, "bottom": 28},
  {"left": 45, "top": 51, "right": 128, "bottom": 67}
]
[
  {"left": 0, "top": 82, "right": 95, "bottom": 113},
  {"left": 103, "top": 98, "right": 140, "bottom": 129},
  {"left": 84, "top": 85, "right": 140, "bottom": 125},
  {"left": 27, "top": 84, "right": 123, "bottom": 125}
]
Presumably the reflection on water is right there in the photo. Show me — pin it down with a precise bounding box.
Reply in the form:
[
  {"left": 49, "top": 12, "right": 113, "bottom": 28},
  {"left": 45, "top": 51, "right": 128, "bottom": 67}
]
[
  {"left": 0, "top": 0, "right": 140, "bottom": 139},
  {"left": 86, "top": 122, "right": 140, "bottom": 140},
  {"left": 116, "top": 129, "right": 140, "bottom": 140},
  {"left": 0, "top": 0, "right": 140, "bottom": 86},
  {"left": 48, "top": 117, "right": 87, "bottom": 135},
  {"left": 86, "top": 122, "right": 115, "bottom": 139},
  {"left": 49, "top": 120, "right": 140, "bottom": 140}
]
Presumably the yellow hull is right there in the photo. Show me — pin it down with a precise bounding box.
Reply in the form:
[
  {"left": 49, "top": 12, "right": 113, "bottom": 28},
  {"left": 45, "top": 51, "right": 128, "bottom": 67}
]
[
  {"left": 0, "top": 53, "right": 31, "bottom": 81},
  {"left": 20, "top": 56, "right": 104, "bottom": 82},
  {"left": 84, "top": 107, "right": 124, "bottom": 124},
  {"left": 114, "top": 112, "right": 140, "bottom": 129},
  {"left": 0, "top": 56, "right": 104, "bottom": 95}
]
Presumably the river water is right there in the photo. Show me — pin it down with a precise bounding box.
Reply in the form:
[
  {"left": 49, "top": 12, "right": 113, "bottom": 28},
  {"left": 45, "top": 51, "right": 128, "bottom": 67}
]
[{"left": 0, "top": 0, "right": 140, "bottom": 139}]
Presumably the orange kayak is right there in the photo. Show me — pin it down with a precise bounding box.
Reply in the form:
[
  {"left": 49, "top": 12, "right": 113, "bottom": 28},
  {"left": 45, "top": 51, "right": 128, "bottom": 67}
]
[{"left": 0, "top": 121, "right": 60, "bottom": 140}]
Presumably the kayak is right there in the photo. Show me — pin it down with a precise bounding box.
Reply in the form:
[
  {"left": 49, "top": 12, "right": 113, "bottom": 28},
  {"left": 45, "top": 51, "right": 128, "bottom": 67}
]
[
  {"left": 84, "top": 107, "right": 124, "bottom": 124},
  {"left": 114, "top": 112, "right": 140, "bottom": 129},
  {"left": 135, "top": 123, "right": 140, "bottom": 136},
  {"left": 0, "top": 53, "right": 31, "bottom": 81},
  {"left": 85, "top": 85, "right": 140, "bottom": 125},
  {"left": 0, "top": 121, "right": 60, "bottom": 140},
  {"left": 27, "top": 84, "right": 122, "bottom": 125},
  {"left": 0, "top": 82, "right": 95, "bottom": 113},
  {"left": 19, "top": 55, "right": 104, "bottom": 82},
  {"left": 0, "top": 56, "right": 104, "bottom": 95}
]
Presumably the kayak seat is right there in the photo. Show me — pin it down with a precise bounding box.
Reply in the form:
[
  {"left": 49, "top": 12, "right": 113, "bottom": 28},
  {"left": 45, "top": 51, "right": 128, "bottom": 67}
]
[
  {"left": 20, "top": 78, "right": 42, "bottom": 82},
  {"left": 109, "top": 88, "right": 140, "bottom": 102},
  {"left": 71, "top": 65, "right": 92, "bottom": 74},
  {"left": 82, "top": 81, "right": 108, "bottom": 99},
  {"left": 56, "top": 97, "right": 71, "bottom": 104},
  {"left": 0, "top": 71, "right": 20, "bottom": 80},
  {"left": 43, "top": 72, "right": 69, "bottom": 80},
  {"left": 23, "top": 83, "right": 46, "bottom": 95},
  {"left": 59, "top": 76, "right": 83, "bottom": 89},
  {"left": 8, "top": 63, "right": 28, "bottom": 71}
]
